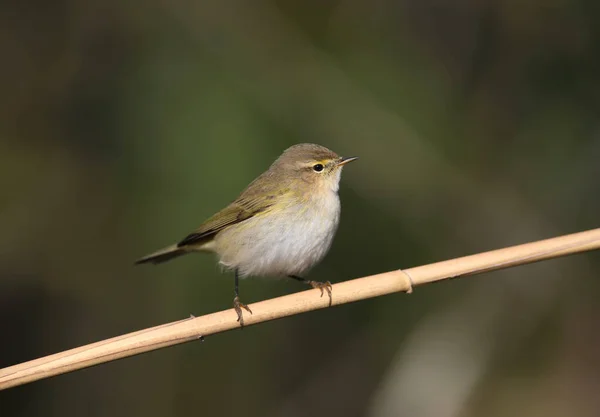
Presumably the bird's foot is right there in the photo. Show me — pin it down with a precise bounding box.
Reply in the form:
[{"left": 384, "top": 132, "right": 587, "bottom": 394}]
[
  {"left": 233, "top": 296, "right": 253, "bottom": 327},
  {"left": 308, "top": 280, "right": 333, "bottom": 307}
]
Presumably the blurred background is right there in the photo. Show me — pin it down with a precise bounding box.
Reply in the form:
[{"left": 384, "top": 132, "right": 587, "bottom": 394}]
[{"left": 1, "top": 0, "right": 600, "bottom": 416}]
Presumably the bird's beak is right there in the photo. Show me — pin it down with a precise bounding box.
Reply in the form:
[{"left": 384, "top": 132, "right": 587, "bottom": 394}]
[{"left": 337, "top": 156, "right": 358, "bottom": 166}]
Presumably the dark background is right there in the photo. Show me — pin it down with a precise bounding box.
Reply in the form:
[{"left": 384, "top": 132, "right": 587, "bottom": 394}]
[{"left": 1, "top": 1, "right": 600, "bottom": 416}]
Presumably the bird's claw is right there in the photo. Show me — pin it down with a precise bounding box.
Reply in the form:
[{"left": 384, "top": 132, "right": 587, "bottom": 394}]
[
  {"left": 233, "top": 296, "right": 253, "bottom": 327},
  {"left": 309, "top": 280, "right": 333, "bottom": 307}
]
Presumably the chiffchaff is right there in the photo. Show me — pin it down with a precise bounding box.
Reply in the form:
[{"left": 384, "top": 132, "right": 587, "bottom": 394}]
[{"left": 136, "top": 143, "right": 357, "bottom": 325}]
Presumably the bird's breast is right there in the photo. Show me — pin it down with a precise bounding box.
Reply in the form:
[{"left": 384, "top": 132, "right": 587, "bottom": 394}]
[{"left": 214, "top": 192, "right": 341, "bottom": 277}]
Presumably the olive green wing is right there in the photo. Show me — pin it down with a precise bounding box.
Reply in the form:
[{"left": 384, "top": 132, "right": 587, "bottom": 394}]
[
  {"left": 135, "top": 199, "right": 268, "bottom": 265},
  {"left": 176, "top": 194, "right": 278, "bottom": 248}
]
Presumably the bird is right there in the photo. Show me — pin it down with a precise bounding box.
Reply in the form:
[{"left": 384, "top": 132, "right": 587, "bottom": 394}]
[{"left": 135, "top": 143, "right": 357, "bottom": 326}]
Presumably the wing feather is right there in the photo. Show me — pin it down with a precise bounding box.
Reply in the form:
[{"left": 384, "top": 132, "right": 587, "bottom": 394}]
[{"left": 177, "top": 174, "right": 290, "bottom": 247}]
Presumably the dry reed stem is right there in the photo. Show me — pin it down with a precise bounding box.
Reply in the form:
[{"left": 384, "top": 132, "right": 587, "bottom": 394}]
[{"left": 1, "top": 228, "right": 599, "bottom": 390}]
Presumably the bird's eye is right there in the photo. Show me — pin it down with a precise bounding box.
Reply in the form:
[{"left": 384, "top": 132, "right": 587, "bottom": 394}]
[{"left": 313, "top": 164, "right": 324, "bottom": 172}]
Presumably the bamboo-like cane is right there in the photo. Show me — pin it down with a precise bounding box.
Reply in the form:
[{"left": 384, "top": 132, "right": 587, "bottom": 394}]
[{"left": 1, "top": 228, "right": 599, "bottom": 390}]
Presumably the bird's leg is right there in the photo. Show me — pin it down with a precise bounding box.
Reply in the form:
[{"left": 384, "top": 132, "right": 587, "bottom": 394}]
[
  {"left": 233, "top": 269, "right": 252, "bottom": 327},
  {"left": 288, "top": 275, "right": 332, "bottom": 307}
]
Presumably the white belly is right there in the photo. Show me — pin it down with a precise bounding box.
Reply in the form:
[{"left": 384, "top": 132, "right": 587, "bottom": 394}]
[{"left": 214, "top": 195, "right": 341, "bottom": 278}]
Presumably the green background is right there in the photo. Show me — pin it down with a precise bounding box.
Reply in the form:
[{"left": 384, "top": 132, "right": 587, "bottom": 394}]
[{"left": 1, "top": 1, "right": 599, "bottom": 416}]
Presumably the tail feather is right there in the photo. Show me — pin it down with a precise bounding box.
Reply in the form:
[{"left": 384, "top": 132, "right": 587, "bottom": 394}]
[{"left": 135, "top": 245, "right": 186, "bottom": 265}]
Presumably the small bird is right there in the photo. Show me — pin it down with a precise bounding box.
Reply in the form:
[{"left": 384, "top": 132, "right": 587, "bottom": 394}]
[{"left": 136, "top": 143, "right": 357, "bottom": 326}]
